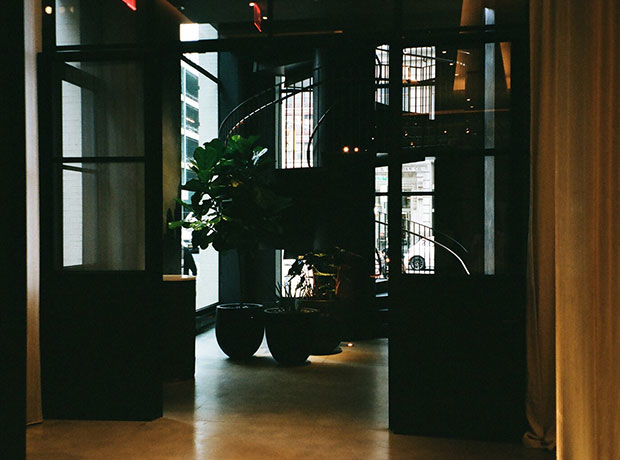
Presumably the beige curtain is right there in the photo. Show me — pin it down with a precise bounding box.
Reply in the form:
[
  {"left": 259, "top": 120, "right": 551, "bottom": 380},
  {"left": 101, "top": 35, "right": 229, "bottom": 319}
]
[
  {"left": 529, "top": 1, "right": 620, "bottom": 458},
  {"left": 25, "top": 0, "right": 42, "bottom": 425}
]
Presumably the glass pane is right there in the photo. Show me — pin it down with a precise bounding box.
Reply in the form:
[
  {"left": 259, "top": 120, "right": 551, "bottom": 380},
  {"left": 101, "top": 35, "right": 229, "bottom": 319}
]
[
  {"left": 60, "top": 162, "right": 145, "bottom": 270},
  {"left": 420, "top": 154, "right": 515, "bottom": 276},
  {"left": 374, "top": 195, "right": 388, "bottom": 278},
  {"left": 374, "top": 166, "right": 388, "bottom": 278},
  {"left": 185, "top": 72, "right": 199, "bottom": 101},
  {"left": 61, "top": 61, "right": 144, "bottom": 158},
  {"left": 189, "top": 247, "right": 219, "bottom": 310},
  {"left": 402, "top": 158, "right": 435, "bottom": 192},
  {"left": 55, "top": 0, "right": 140, "bottom": 46},
  {"left": 181, "top": 53, "right": 219, "bottom": 153},
  {"left": 400, "top": 1, "right": 527, "bottom": 28},
  {"left": 184, "top": 105, "right": 200, "bottom": 133},
  {"left": 402, "top": 196, "right": 435, "bottom": 274},
  {"left": 400, "top": 42, "right": 511, "bottom": 152},
  {"left": 402, "top": 46, "right": 436, "bottom": 118},
  {"left": 61, "top": 81, "right": 94, "bottom": 158},
  {"left": 178, "top": 35, "right": 220, "bottom": 309},
  {"left": 183, "top": 138, "right": 199, "bottom": 167},
  {"left": 375, "top": 44, "right": 389, "bottom": 105},
  {"left": 180, "top": 23, "right": 217, "bottom": 42},
  {"left": 279, "top": 76, "right": 314, "bottom": 169},
  {"left": 375, "top": 166, "right": 388, "bottom": 193}
]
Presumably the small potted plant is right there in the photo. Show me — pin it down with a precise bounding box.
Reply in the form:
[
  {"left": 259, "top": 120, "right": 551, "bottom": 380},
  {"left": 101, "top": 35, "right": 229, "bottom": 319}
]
[
  {"left": 265, "top": 248, "right": 360, "bottom": 362},
  {"left": 170, "top": 135, "right": 291, "bottom": 360},
  {"left": 297, "top": 249, "right": 359, "bottom": 354},
  {"left": 264, "top": 267, "right": 319, "bottom": 366}
]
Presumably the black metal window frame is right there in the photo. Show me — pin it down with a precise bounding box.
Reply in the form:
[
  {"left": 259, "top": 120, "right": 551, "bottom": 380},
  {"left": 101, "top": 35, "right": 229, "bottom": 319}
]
[
  {"left": 385, "top": 28, "right": 528, "bottom": 280},
  {"left": 39, "top": 48, "right": 162, "bottom": 275}
]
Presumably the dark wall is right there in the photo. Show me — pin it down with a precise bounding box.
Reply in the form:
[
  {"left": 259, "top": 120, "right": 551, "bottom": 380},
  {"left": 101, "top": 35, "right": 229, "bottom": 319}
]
[{"left": 0, "top": 0, "right": 27, "bottom": 457}]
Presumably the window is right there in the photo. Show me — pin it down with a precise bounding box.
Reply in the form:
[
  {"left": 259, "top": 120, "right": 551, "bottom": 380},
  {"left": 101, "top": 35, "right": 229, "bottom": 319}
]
[
  {"left": 402, "top": 47, "right": 436, "bottom": 119},
  {"left": 184, "top": 104, "right": 200, "bottom": 133},
  {"left": 179, "top": 23, "right": 220, "bottom": 309},
  {"left": 185, "top": 71, "right": 199, "bottom": 101},
  {"left": 375, "top": 45, "right": 389, "bottom": 105},
  {"left": 401, "top": 158, "right": 435, "bottom": 273},
  {"left": 278, "top": 76, "right": 314, "bottom": 169},
  {"left": 54, "top": 0, "right": 140, "bottom": 47}
]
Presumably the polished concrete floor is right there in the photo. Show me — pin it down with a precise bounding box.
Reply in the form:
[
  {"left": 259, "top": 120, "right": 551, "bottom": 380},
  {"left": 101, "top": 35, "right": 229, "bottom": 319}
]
[{"left": 27, "top": 330, "right": 556, "bottom": 459}]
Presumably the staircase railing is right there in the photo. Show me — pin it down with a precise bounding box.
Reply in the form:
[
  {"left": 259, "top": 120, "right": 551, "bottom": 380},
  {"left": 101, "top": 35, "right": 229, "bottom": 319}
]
[
  {"left": 218, "top": 76, "right": 322, "bottom": 142},
  {"left": 374, "top": 216, "right": 470, "bottom": 275}
]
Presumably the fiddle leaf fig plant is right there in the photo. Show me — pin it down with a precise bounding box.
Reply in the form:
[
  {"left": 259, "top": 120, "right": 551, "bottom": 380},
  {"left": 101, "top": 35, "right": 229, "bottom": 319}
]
[
  {"left": 169, "top": 135, "right": 291, "bottom": 254},
  {"left": 274, "top": 248, "right": 362, "bottom": 312}
]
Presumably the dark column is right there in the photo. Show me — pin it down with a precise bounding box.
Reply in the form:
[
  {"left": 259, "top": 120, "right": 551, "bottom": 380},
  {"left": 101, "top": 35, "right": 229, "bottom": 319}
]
[
  {"left": 0, "top": 0, "right": 27, "bottom": 457},
  {"left": 313, "top": 42, "right": 376, "bottom": 168}
]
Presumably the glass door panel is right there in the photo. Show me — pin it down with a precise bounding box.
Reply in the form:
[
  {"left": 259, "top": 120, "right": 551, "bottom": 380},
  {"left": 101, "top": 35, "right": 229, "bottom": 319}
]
[
  {"left": 61, "top": 162, "right": 145, "bottom": 270},
  {"left": 56, "top": 60, "right": 146, "bottom": 270},
  {"left": 179, "top": 28, "right": 220, "bottom": 308},
  {"left": 389, "top": 33, "right": 528, "bottom": 440}
]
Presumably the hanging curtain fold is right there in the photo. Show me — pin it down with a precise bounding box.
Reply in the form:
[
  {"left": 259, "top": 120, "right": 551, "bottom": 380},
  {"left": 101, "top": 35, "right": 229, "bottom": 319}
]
[{"left": 528, "top": 0, "right": 620, "bottom": 457}]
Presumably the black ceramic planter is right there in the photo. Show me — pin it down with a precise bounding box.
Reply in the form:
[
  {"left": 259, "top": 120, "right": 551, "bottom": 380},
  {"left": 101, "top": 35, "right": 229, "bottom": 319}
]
[
  {"left": 300, "top": 299, "right": 343, "bottom": 355},
  {"left": 264, "top": 307, "right": 319, "bottom": 366},
  {"left": 215, "top": 303, "right": 264, "bottom": 360}
]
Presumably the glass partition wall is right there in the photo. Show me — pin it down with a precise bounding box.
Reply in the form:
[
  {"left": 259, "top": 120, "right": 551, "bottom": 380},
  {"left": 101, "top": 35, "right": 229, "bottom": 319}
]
[
  {"left": 386, "top": 26, "right": 529, "bottom": 440},
  {"left": 39, "top": 0, "right": 168, "bottom": 421},
  {"left": 376, "top": 36, "right": 516, "bottom": 279},
  {"left": 180, "top": 24, "right": 220, "bottom": 310}
]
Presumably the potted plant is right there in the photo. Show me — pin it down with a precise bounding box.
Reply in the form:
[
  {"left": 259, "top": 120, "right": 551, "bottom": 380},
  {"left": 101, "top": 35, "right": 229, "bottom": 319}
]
[
  {"left": 169, "top": 135, "right": 291, "bottom": 360},
  {"left": 264, "top": 271, "right": 319, "bottom": 366},
  {"left": 296, "top": 249, "right": 354, "bottom": 354},
  {"left": 265, "top": 248, "right": 359, "bottom": 361}
]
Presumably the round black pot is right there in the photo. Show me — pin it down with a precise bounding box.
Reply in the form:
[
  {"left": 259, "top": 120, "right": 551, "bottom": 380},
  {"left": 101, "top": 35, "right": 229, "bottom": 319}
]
[
  {"left": 215, "top": 303, "right": 264, "bottom": 360},
  {"left": 264, "top": 307, "right": 319, "bottom": 366},
  {"left": 300, "top": 299, "right": 343, "bottom": 355}
]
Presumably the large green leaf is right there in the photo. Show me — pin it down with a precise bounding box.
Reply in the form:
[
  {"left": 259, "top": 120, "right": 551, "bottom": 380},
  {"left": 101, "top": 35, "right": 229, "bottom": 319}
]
[
  {"left": 204, "top": 138, "right": 225, "bottom": 156},
  {"left": 193, "top": 141, "right": 220, "bottom": 172},
  {"left": 183, "top": 179, "right": 206, "bottom": 192},
  {"left": 192, "top": 146, "right": 207, "bottom": 169}
]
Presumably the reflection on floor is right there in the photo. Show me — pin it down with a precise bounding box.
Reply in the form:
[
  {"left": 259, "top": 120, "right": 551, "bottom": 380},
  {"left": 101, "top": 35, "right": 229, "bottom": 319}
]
[{"left": 27, "top": 329, "right": 556, "bottom": 459}]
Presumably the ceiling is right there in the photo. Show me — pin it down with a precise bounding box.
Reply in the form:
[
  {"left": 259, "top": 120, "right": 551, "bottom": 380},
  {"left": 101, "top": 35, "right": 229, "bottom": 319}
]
[{"left": 166, "top": 0, "right": 527, "bottom": 35}]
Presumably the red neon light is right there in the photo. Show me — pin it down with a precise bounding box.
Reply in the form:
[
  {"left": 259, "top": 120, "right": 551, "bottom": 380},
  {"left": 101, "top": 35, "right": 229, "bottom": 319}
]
[
  {"left": 252, "top": 4, "right": 262, "bottom": 32},
  {"left": 122, "top": 0, "right": 137, "bottom": 11}
]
